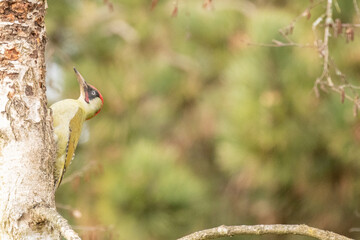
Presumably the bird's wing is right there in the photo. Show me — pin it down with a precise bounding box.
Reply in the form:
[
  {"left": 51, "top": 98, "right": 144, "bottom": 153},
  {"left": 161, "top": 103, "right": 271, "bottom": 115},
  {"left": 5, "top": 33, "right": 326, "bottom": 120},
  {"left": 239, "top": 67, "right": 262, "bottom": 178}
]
[
  {"left": 66, "top": 107, "right": 85, "bottom": 169},
  {"left": 55, "top": 107, "right": 85, "bottom": 188}
]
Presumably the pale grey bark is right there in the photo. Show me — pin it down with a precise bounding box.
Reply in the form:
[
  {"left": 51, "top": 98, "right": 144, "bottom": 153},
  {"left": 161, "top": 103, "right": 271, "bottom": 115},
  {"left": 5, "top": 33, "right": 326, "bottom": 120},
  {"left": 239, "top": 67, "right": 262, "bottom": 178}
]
[
  {"left": 0, "top": 0, "right": 79, "bottom": 239},
  {"left": 178, "top": 225, "right": 353, "bottom": 240}
]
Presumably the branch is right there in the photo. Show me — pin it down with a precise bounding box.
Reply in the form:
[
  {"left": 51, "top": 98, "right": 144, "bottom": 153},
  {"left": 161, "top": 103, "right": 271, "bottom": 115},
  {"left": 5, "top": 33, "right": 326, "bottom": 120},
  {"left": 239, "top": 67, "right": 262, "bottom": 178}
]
[
  {"left": 60, "top": 161, "right": 96, "bottom": 185},
  {"left": 56, "top": 203, "right": 82, "bottom": 219},
  {"left": 177, "top": 224, "right": 353, "bottom": 240},
  {"left": 321, "top": 0, "right": 334, "bottom": 86},
  {"left": 32, "top": 207, "right": 81, "bottom": 240},
  {"left": 247, "top": 41, "right": 314, "bottom": 48},
  {"left": 353, "top": 0, "right": 360, "bottom": 19},
  {"left": 246, "top": 0, "right": 360, "bottom": 106}
]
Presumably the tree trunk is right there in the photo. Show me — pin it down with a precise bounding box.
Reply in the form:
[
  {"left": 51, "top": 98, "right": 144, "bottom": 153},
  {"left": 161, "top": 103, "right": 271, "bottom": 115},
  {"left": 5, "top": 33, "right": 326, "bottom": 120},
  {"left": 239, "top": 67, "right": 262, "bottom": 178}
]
[{"left": 0, "top": 0, "right": 59, "bottom": 238}]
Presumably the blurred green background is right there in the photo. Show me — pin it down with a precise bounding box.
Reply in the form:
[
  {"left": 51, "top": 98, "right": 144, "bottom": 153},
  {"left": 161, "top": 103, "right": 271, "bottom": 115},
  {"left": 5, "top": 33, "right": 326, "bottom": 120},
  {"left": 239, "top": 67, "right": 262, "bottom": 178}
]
[{"left": 46, "top": 0, "right": 360, "bottom": 239}]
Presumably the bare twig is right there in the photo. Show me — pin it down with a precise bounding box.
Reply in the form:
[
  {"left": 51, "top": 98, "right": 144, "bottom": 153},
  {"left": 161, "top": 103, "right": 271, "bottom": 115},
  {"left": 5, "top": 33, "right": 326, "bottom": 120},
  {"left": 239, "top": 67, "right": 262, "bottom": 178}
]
[
  {"left": 281, "top": 0, "right": 325, "bottom": 36},
  {"left": 61, "top": 161, "right": 96, "bottom": 185},
  {"left": 247, "top": 41, "right": 314, "bottom": 48},
  {"left": 73, "top": 225, "right": 114, "bottom": 232},
  {"left": 318, "top": 23, "right": 360, "bottom": 28},
  {"left": 312, "top": 13, "right": 325, "bottom": 38},
  {"left": 353, "top": 0, "right": 360, "bottom": 20},
  {"left": 177, "top": 224, "right": 353, "bottom": 240},
  {"left": 248, "top": 0, "right": 360, "bottom": 108},
  {"left": 56, "top": 203, "right": 82, "bottom": 219},
  {"left": 334, "top": 0, "right": 341, "bottom": 13},
  {"left": 321, "top": 0, "right": 334, "bottom": 86}
]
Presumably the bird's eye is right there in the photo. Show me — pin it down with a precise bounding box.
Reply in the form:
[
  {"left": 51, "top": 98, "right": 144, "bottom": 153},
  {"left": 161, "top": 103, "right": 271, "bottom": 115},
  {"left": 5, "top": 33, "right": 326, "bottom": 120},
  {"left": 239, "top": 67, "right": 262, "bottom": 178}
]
[{"left": 91, "top": 90, "right": 96, "bottom": 96}]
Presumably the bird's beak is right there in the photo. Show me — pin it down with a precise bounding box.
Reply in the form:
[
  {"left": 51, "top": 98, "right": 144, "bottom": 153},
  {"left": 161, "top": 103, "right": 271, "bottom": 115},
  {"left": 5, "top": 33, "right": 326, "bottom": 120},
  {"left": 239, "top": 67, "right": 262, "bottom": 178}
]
[{"left": 74, "top": 68, "right": 88, "bottom": 101}]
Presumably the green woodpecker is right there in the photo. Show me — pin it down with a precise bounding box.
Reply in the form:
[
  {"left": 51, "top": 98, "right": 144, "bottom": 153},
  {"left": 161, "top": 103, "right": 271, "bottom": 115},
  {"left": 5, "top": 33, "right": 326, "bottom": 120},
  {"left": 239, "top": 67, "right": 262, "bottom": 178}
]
[{"left": 51, "top": 68, "right": 103, "bottom": 189}]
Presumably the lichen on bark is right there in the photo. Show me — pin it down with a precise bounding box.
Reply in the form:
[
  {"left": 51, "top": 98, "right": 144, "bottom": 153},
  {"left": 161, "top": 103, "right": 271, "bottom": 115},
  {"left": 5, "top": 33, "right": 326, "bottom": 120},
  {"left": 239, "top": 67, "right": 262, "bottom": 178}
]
[{"left": 0, "top": 0, "right": 59, "bottom": 239}]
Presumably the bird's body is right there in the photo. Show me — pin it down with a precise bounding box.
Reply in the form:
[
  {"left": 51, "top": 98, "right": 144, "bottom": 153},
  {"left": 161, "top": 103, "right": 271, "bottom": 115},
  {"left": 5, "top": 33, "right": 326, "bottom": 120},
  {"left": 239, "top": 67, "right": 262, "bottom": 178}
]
[
  {"left": 51, "top": 68, "right": 103, "bottom": 189},
  {"left": 51, "top": 100, "right": 86, "bottom": 188}
]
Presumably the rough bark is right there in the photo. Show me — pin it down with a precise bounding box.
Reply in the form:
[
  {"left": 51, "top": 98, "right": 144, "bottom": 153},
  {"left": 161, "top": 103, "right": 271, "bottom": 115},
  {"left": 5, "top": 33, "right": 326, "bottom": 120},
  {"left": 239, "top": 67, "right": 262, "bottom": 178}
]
[{"left": 0, "top": 0, "right": 58, "bottom": 238}]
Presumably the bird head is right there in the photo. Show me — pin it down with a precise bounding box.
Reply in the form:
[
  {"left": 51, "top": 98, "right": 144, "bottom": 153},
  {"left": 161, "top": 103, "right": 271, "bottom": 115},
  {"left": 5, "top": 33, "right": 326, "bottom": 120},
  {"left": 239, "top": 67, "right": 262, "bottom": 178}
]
[{"left": 74, "top": 68, "right": 104, "bottom": 120}]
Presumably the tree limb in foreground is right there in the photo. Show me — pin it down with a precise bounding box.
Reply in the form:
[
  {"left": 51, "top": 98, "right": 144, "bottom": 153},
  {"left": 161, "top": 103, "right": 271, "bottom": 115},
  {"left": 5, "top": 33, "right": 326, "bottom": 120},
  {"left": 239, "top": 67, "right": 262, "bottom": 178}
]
[
  {"left": 32, "top": 207, "right": 81, "bottom": 240},
  {"left": 178, "top": 224, "right": 353, "bottom": 240}
]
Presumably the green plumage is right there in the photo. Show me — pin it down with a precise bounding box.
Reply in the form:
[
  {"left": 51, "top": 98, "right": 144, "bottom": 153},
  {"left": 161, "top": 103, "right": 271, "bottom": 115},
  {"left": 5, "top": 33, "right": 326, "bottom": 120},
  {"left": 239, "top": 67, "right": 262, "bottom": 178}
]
[
  {"left": 51, "top": 68, "right": 103, "bottom": 190},
  {"left": 51, "top": 100, "right": 86, "bottom": 189}
]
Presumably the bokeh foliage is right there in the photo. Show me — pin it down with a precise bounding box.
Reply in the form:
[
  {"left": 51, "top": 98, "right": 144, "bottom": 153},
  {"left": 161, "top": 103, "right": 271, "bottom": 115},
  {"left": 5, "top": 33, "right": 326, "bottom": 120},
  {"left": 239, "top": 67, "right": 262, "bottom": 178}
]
[{"left": 46, "top": 0, "right": 360, "bottom": 239}]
